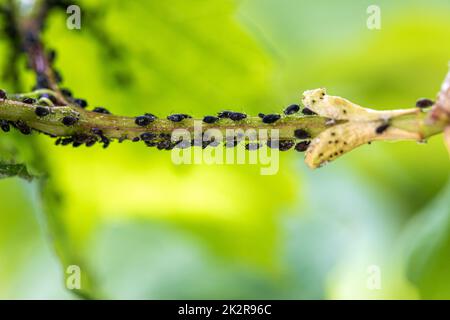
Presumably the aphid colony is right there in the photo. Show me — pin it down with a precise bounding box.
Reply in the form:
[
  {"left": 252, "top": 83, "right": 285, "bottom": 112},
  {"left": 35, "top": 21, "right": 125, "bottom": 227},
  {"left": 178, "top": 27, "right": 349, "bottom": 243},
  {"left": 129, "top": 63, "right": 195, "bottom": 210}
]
[{"left": 0, "top": 84, "right": 435, "bottom": 155}]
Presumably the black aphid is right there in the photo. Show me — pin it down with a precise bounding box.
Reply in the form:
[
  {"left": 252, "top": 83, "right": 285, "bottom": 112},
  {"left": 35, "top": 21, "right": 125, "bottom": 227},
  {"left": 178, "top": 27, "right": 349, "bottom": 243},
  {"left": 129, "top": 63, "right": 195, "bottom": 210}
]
[
  {"left": 35, "top": 106, "right": 50, "bottom": 117},
  {"left": 262, "top": 114, "right": 281, "bottom": 124},
  {"left": 61, "top": 88, "right": 73, "bottom": 97},
  {"left": 48, "top": 50, "right": 57, "bottom": 63},
  {"left": 167, "top": 114, "right": 190, "bottom": 122},
  {"left": 284, "top": 104, "right": 300, "bottom": 115},
  {"left": 72, "top": 141, "right": 83, "bottom": 148},
  {"left": 258, "top": 113, "right": 265, "bottom": 119},
  {"left": 279, "top": 140, "right": 295, "bottom": 151},
  {"left": 295, "top": 141, "right": 311, "bottom": 152},
  {"left": 62, "top": 116, "right": 78, "bottom": 126},
  {"left": 229, "top": 112, "right": 247, "bottom": 121},
  {"left": 302, "top": 107, "right": 317, "bottom": 115},
  {"left": 0, "top": 120, "right": 10, "bottom": 132},
  {"left": 61, "top": 138, "right": 74, "bottom": 146},
  {"left": 92, "top": 107, "right": 111, "bottom": 114},
  {"left": 22, "top": 97, "right": 36, "bottom": 104},
  {"left": 54, "top": 70, "right": 63, "bottom": 84},
  {"left": 294, "top": 129, "right": 311, "bottom": 139},
  {"left": 416, "top": 98, "right": 434, "bottom": 109},
  {"left": 157, "top": 140, "right": 172, "bottom": 150},
  {"left": 145, "top": 141, "right": 158, "bottom": 147},
  {"left": 0, "top": 89, "right": 6, "bottom": 100},
  {"left": 218, "top": 110, "right": 232, "bottom": 118},
  {"left": 135, "top": 115, "right": 154, "bottom": 126},
  {"left": 74, "top": 98, "right": 88, "bottom": 108},
  {"left": 15, "top": 120, "right": 31, "bottom": 135},
  {"left": 246, "top": 143, "right": 261, "bottom": 150},
  {"left": 85, "top": 137, "right": 97, "bottom": 147},
  {"left": 102, "top": 138, "right": 110, "bottom": 149},
  {"left": 132, "top": 137, "right": 140, "bottom": 142},
  {"left": 375, "top": 123, "right": 390, "bottom": 134},
  {"left": 55, "top": 138, "right": 62, "bottom": 145},
  {"left": 140, "top": 132, "right": 157, "bottom": 141},
  {"left": 203, "top": 116, "right": 219, "bottom": 124}
]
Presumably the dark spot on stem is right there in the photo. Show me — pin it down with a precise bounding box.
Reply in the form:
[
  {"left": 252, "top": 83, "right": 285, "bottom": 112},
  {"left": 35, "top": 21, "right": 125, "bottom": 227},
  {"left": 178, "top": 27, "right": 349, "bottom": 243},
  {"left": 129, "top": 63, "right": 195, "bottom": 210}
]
[{"left": 376, "top": 123, "right": 390, "bottom": 134}]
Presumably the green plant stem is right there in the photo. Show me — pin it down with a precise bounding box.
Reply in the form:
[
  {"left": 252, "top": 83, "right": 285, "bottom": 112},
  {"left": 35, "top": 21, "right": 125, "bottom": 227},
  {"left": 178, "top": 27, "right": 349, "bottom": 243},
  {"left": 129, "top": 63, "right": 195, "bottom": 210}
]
[{"left": 0, "top": 97, "right": 445, "bottom": 143}]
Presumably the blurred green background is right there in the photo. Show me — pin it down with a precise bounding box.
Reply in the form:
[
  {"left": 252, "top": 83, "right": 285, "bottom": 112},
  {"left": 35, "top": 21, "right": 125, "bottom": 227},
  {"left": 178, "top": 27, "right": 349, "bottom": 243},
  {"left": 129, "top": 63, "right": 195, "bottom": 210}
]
[{"left": 0, "top": 0, "right": 449, "bottom": 299}]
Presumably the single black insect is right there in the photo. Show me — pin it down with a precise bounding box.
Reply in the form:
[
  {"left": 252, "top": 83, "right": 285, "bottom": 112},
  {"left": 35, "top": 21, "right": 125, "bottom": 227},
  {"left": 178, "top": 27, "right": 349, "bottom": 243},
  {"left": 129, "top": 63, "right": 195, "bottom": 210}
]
[
  {"left": 0, "top": 120, "right": 10, "bottom": 132},
  {"left": 302, "top": 107, "right": 317, "bottom": 116},
  {"left": 0, "top": 89, "right": 6, "bottom": 99},
  {"left": 140, "top": 132, "right": 157, "bottom": 141},
  {"left": 295, "top": 141, "right": 311, "bottom": 152},
  {"left": 55, "top": 138, "right": 62, "bottom": 145},
  {"left": 167, "top": 114, "right": 190, "bottom": 122},
  {"left": 376, "top": 123, "right": 390, "bottom": 134},
  {"left": 48, "top": 49, "right": 57, "bottom": 63},
  {"left": 278, "top": 140, "right": 295, "bottom": 151},
  {"left": 284, "top": 104, "right": 300, "bottom": 115},
  {"left": 61, "top": 88, "right": 73, "bottom": 97},
  {"left": 294, "top": 129, "right": 311, "bottom": 139},
  {"left": 203, "top": 116, "right": 219, "bottom": 124},
  {"left": 218, "top": 110, "right": 232, "bottom": 118},
  {"left": 74, "top": 98, "right": 88, "bottom": 108},
  {"left": 62, "top": 116, "right": 78, "bottom": 126},
  {"left": 229, "top": 112, "right": 247, "bottom": 121},
  {"left": 258, "top": 113, "right": 265, "bottom": 118},
  {"left": 92, "top": 107, "right": 111, "bottom": 114},
  {"left": 61, "top": 138, "right": 74, "bottom": 146},
  {"left": 132, "top": 137, "right": 140, "bottom": 142},
  {"left": 35, "top": 106, "right": 50, "bottom": 117},
  {"left": 54, "top": 71, "right": 63, "bottom": 84},
  {"left": 85, "top": 137, "right": 97, "bottom": 147},
  {"left": 157, "top": 140, "right": 172, "bottom": 150},
  {"left": 135, "top": 114, "right": 154, "bottom": 126},
  {"left": 15, "top": 120, "right": 32, "bottom": 135},
  {"left": 415, "top": 98, "right": 434, "bottom": 109},
  {"left": 262, "top": 114, "right": 281, "bottom": 124},
  {"left": 22, "top": 97, "right": 36, "bottom": 104}
]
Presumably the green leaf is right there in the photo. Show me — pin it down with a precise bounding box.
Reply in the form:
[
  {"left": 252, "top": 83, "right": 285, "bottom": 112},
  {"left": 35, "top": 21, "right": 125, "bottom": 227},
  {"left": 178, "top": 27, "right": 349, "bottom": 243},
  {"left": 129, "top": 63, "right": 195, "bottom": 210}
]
[
  {"left": 0, "top": 162, "right": 33, "bottom": 181},
  {"left": 402, "top": 180, "right": 450, "bottom": 299}
]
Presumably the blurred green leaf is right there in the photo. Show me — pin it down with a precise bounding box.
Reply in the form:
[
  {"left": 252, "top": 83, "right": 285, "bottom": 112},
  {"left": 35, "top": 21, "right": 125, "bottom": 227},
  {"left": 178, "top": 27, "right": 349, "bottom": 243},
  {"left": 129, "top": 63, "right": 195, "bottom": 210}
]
[
  {"left": 402, "top": 180, "right": 450, "bottom": 299},
  {"left": 0, "top": 162, "right": 33, "bottom": 181}
]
